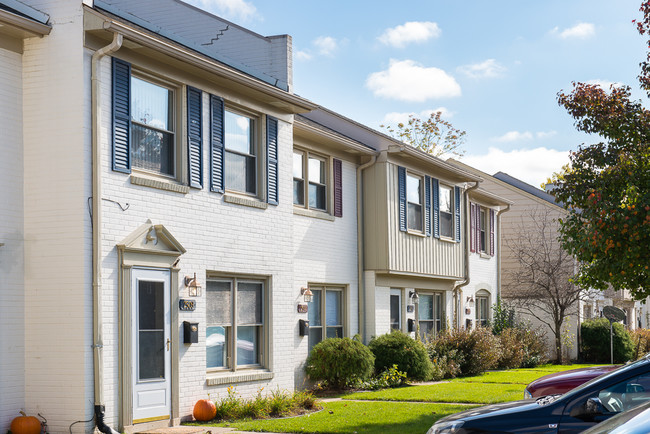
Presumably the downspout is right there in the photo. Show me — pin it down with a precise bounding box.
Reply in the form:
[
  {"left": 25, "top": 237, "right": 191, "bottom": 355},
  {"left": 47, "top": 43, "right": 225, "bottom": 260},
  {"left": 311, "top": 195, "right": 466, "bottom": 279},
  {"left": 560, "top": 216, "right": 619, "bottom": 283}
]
[
  {"left": 92, "top": 30, "right": 123, "bottom": 434},
  {"left": 452, "top": 181, "right": 480, "bottom": 329},
  {"left": 357, "top": 153, "right": 378, "bottom": 343},
  {"left": 495, "top": 204, "right": 511, "bottom": 305}
]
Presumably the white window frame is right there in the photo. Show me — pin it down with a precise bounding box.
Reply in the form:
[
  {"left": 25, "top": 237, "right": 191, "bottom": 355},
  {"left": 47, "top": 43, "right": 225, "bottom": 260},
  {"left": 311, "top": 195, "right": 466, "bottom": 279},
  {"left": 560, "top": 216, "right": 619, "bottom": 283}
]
[
  {"left": 206, "top": 276, "right": 267, "bottom": 372},
  {"left": 479, "top": 207, "right": 488, "bottom": 253},
  {"left": 439, "top": 184, "right": 454, "bottom": 239},
  {"left": 129, "top": 71, "right": 181, "bottom": 180},
  {"left": 475, "top": 290, "right": 490, "bottom": 327},
  {"left": 407, "top": 173, "right": 424, "bottom": 232},
  {"left": 293, "top": 148, "right": 329, "bottom": 212},
  {"left": 224, "top": 107, "right": 261, "bottom": 197}
]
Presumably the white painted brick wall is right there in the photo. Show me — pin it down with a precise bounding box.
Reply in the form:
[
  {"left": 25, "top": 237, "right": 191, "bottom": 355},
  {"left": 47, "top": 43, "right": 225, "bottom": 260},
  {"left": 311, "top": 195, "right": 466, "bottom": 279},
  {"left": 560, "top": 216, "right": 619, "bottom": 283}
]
[
  {"left": 0, "top": 47, "right": 26, "bottom": 434},
  {"left": 465, "top": 212, "right": 499, "bottom": 325},
  {"left": 292, "top": 159, "right": 359, "bottom": 387}
]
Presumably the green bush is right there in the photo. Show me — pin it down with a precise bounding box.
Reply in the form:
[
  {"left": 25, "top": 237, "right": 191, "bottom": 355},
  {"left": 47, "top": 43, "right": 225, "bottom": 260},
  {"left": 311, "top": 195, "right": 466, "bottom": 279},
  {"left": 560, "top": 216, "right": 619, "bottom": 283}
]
[
  {"left": 359, "top": 364, "right": 408, "bottom": 390},
  {"left": 368, "top": 330, "right": 433, "bottom": 381},
  {"left": 631, "top": 328, "right": 650, "bottom": 360},
  {"left": 305, "top": 337, "right": 375, "bottom": 389},
  {"left": 427, "top": 327, "right": 501, "bottom": 377},
  {"left": 491, "top": 297, "right": 517, "bottom": 335},
  {"left": 213, "top": 386, "right": 320, "bottom": 421},
  {"left": 496, "top": 327, "right": 547, "bottom": 369},
  {"left": 581, "top": 318, "right": 634, "bottom": 363}
]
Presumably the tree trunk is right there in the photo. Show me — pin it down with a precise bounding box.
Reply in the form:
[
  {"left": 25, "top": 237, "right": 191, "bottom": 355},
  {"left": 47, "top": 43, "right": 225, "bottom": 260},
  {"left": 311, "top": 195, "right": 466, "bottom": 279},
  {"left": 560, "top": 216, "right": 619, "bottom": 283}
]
[{"left": 555, "top": 330, "right": 563, "bottom": 364}]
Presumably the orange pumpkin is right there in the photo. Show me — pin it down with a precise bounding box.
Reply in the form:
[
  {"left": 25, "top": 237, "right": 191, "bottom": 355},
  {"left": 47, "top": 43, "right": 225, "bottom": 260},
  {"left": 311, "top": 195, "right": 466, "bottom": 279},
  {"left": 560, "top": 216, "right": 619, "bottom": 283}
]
[
  {"left": 10, "top": 411, "right": 41, "bottom": 434},
  {"left": 193, "top": 399, "right": 216, "bottom": 421}
]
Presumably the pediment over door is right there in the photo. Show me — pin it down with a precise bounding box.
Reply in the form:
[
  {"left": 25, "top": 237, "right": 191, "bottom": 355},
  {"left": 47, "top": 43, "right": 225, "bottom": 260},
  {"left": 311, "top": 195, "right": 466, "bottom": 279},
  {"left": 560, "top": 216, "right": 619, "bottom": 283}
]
[{"left": 117, "top": 219, "right": 186, "bottom": 257}]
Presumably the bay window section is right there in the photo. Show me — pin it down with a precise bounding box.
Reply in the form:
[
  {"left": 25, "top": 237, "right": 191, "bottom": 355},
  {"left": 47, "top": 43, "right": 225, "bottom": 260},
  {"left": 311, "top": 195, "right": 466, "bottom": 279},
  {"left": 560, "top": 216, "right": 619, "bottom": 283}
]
[
  {"left": 206, "top": 278, "right": 265, "bottom": 370},
  {"left": 407, "top": 174, "right": 423, "bottom": 232},
  {"left": 225, "top": 110, "right": 257, "bottom": 195},
  {"left": 439, "top": 185, "right": 453, "bottom": 238},
  {"left": 131, "top": 76, "right": 175, "bottom": 177}
]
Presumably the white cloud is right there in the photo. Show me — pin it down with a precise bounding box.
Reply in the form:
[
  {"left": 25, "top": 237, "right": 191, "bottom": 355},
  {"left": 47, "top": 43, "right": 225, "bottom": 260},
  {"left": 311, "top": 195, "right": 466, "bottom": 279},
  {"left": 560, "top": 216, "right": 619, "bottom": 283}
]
[
  {"left": 536, "top": 131, "right": 557, "bottom": 139},
  {"left": 492, "top": 131, "right": 533, "bottom": 142},
  {"left": 463, "top": 147, "right": 570, "bottom": 188},
  {"left": 382, "top": 108, "right": 452, "bottom": 126},
  {"left": 185, "top": 0, "right": 258, "bottom": 22},
  {"left": 313, "top": 36, "right": 339, "bottom": 56},
  {"left": 378, "top": 21, "right": 441, "bottom": 48},
  {"left": 458, "top": 59, "right": 506, "bottom": 79},
  {"left": 551, "top": 22, "right": 595, "bottom": 39},
  {"left": 366, "top": 59, "right": 461, "bottom": 102},
  {"left": 295, "top": 50, "right": 312, "bottom": 61},
  {"left": 586, "top": 79, "right": 623, "bottom": 89}
]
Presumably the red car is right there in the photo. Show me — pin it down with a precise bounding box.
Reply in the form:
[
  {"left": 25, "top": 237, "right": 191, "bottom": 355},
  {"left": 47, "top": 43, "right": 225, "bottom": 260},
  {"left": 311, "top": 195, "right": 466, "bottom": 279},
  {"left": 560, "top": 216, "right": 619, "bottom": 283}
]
[{"left": 524, "top": 365, "right": 620, "bottom": 398}]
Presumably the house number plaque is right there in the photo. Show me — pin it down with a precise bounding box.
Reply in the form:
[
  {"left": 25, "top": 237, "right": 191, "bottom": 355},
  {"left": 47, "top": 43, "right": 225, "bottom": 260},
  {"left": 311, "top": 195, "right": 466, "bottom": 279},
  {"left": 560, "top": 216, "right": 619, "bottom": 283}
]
[{"left": 179, "top": 299, "right": 196, "bottom": 311}]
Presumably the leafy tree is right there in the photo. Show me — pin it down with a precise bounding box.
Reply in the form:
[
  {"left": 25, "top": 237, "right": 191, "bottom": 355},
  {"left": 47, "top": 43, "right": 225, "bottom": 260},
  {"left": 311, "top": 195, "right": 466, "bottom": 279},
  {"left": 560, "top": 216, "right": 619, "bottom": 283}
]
[
  {"left": 381, "top": 111, "right": 466, "bottom": 157},
  {"left": 554, "top": 2, "right": 650, "bottom": 298}
]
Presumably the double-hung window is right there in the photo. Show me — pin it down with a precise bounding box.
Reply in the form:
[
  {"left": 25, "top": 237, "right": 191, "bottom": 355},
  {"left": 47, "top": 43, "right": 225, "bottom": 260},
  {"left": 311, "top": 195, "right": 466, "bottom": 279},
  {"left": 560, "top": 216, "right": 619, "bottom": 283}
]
[
  {"left": 206, "top": 278, "right": 265, "bottom": 370},
  {"left": 224, "top": 109, "right": 257, "bottom": 195},
  {"left": 418, "top": 292, "right": 443, "bottom": 339},
  {"left": 475, "top": 292, "right": 490, "bottom": 327},
  {"left": 293, "top": 150, "right": 327, "bottom": 211},
  {"left": 407, "top": 174, "right": 423, "bottom": 232},
  {"left": 479, "top": 208, "right": 487, "bottom": 253},
  {"left": 130, "top": 76, "right": 175, "bottom": 177},
  {"left": 307, "top": 285, "right": 344, "bottom": 352},
  {"left": 439, "top": 184, "right": 453, "bottom": 238}
]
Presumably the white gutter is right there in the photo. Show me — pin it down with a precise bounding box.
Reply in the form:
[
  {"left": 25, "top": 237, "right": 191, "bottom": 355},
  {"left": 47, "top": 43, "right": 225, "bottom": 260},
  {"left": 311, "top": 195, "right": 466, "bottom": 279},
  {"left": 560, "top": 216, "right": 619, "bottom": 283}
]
[
  {"left": 91, "top": 30, "right": 122, "bottom": 434},
  {"left": 452, "top": 181, "right": 481, "bottom": 329},
  {"left": 356, "top": 153, "right": 378, "bottom": 343}
]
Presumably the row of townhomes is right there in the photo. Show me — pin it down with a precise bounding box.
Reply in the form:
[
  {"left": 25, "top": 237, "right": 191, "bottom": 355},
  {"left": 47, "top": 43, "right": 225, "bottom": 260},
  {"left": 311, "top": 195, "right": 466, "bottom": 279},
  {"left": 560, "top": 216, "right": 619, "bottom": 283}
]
[{"left": 0, "top": 0, "right": 645, "bottom": 433}]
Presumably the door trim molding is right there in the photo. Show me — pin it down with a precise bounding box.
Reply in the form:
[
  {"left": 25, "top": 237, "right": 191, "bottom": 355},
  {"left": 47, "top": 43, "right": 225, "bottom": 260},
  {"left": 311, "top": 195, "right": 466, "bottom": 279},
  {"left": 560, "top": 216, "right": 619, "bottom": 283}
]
[{"left": 117, "top": 221, "right": 184, "bottom": 430}]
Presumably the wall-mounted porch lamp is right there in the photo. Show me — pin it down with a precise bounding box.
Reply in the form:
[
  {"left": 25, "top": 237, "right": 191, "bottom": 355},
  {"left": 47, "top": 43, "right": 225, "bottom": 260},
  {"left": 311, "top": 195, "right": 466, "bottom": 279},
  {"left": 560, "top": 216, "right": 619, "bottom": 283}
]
[
  {"left": 184, "top": 272, "right": 202, "bottom": 297},
  {"left": 301, "top": 287, "right": 313, "bottom": 303},
  {"left": 409, "top": 290, "right": 419, "bottom": 304}
]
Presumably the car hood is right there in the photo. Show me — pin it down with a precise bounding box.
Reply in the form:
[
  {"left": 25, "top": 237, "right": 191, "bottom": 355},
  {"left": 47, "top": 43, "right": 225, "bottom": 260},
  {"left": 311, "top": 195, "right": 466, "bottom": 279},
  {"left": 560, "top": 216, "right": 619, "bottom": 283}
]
[
  {"left": 528, "top": 366, "right": 618, "bottom": 389},
  {"left": 437, "top": 399, "right": 542, "bottom": 423}
]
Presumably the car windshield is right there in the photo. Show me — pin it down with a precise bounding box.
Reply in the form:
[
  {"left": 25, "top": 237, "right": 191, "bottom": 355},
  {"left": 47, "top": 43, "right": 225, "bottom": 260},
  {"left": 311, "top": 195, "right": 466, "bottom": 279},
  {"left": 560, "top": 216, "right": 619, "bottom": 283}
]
[
  {"left": 582, "top": 400, "right": 650, "bottom": 434},
  {"left": 558, "top": 357, "right": 650, "bottom": 403}
]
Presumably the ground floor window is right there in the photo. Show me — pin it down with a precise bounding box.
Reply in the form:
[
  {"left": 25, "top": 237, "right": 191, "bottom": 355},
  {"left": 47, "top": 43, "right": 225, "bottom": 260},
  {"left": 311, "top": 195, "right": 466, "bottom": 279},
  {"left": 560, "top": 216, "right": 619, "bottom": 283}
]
[
  {"left": 390, "top": 288, "right": 402, "bottom": 331},
  {"left": 475, "top": 290, "right": 490, "bottom": 327},
  {"left": 418, "top": 292, "right": 443, "bottom": 339},
  {"left": 206, "top": 277, "right": 265, "bottom": 370},
  {"left": 308, "top": 285, "right": 345, "bottom": 352}
]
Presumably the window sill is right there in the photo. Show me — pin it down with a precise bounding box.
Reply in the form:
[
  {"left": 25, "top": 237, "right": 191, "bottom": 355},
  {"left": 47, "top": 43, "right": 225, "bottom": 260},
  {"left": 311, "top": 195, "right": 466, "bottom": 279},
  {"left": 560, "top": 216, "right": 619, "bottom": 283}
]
[
  {"left": 406, "top": 230, "right": 426, "bottom": 238},
  {"left": 480, "top": 252, "right": 491, "bottom": 259},
  {"left": 206, "top": 370, "right": 273, "bottom": 386},
  {"left": 130, "top": 174, "right": 190, "bottom": 194},
  {"left": 224, "top": 193, "right": 268, "bottom": 210},
  {"left": 439, "top": 236, "right": 457, "bottom": 243},
  {"left": 293, "top": 207, "right": 335, "bottom": 221}
]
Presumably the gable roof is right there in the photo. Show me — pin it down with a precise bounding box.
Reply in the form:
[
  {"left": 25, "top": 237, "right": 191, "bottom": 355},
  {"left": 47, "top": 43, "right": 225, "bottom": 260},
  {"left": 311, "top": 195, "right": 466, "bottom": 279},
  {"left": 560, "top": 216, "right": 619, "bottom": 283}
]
[{"left": 493, "top": 172, "right": 562, "bottom": 207}]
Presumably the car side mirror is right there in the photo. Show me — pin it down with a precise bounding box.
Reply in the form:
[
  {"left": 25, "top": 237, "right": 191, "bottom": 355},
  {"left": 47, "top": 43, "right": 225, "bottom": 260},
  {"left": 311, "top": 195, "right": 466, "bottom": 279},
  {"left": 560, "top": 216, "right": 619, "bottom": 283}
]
[{"left": 570, "top": 397, "right": 604, "bottom": 420}]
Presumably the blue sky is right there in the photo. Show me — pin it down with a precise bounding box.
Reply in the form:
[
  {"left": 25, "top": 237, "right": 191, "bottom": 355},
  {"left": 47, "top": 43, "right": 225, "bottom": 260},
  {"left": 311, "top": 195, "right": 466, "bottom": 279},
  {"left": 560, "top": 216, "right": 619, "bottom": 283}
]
[{"left": 185, "top": 0, "right": 647, "bottom": 187}]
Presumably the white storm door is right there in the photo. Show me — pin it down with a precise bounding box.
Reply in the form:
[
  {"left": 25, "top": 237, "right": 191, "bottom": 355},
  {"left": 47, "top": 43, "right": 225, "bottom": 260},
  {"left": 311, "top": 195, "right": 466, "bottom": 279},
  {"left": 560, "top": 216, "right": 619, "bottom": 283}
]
[{"left": 132, "top": 268, "right": 171, "bottom": 423}]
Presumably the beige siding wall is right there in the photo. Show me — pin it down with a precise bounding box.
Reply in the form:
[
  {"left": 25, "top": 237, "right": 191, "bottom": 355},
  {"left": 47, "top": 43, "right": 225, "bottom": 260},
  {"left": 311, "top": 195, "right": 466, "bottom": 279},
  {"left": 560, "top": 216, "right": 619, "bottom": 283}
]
[
  {"left": 21, "top": 2, "right": 92, "bottom": 431},
  {"left": 362, "top": 161, "right": 389, "bottom": 270},
  {"left": 0, "top": 47, "right": 25, "bottom": 432}
]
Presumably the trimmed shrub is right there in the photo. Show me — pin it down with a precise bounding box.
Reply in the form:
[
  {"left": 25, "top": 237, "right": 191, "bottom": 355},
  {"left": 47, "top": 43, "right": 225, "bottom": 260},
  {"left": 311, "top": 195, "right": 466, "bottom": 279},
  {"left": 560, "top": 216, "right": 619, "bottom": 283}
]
[
  {"left": 630, "top": 328, "right": 650, "bottom": 360},
  {"left": 518, "top": 327, "right": 548, "bottom": 368},
  {"left": 368, "top": 330, "right": 432, "bottom": 381},
  {"left": 305, "top": 337, "right": 375, "bottom": 389},
  {"left": 427, "top": 327, "right": 501, "bottom": 377},
  {"left": 581, "top": 318, "right": 634, "bottom": 363},
  {"left": 496, "top": 327, "right": 548, "bottom": 369}
]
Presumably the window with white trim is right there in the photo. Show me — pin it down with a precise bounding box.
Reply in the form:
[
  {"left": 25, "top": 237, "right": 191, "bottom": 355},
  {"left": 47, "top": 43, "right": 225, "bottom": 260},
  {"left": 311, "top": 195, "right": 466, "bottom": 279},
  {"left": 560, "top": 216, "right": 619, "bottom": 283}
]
[
  {"left": 475, "top": 290, "right": 490, "bottom": 327},
  {"left": 307, "top": 285, "right": 345, "bottom": 352},
  {"left": 479, "top": 208, "right": 487, "bottom": 253},
  {"left": 418, "top": 292, "right": 444, "bottom": 339},
  {"left": 224, "top": 109, "right": 257, "bottom": 195},
  {"left": 206, "top": 278, "right": 265, "bottom": 370},
  {"left": 439, "top": 184, "right": 453, "bottom": 238},
  {"left": 293, "top": 150, "right": 327, "bottom": 211},
  {"left": 407, "top": 174, "right": 423, "bottom": 232}
]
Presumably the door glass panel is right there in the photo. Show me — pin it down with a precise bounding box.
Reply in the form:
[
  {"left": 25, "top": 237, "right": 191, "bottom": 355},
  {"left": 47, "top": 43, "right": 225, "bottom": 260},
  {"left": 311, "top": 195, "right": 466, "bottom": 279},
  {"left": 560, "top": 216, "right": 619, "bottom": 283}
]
[
  {"left": 138, "top": 280, "right": 165, "bottom": 380},
  {"left": 390, "top": 294, "right": 400, "bottom": 330},
  {"left": 419, "top": 294, "right": 433, "bottom": 320}
]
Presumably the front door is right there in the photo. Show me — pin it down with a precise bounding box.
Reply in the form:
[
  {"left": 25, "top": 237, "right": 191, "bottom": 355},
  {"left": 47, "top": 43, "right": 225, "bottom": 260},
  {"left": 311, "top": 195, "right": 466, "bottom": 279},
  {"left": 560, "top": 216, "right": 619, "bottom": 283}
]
[{"left": 131, "top": 268, "right": 171, "bottom": 423}]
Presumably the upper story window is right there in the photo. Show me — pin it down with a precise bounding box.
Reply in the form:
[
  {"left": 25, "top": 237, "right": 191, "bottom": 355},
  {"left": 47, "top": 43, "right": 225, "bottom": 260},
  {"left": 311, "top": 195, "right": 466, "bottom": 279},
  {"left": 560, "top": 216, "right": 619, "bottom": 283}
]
[
  {"left": 479, "top": 208, "right": 487, "bottom": 253},
  {"left": 131, "top": 76, "right": 175, "bottom": 177},
  {"left": 407, "top": 174, "right": 423, "bottom": 232},
  {"left": 439, "top": 184, "right": 453, "bottom": 238},
  {"left": 293, "top": 150, "right": 327, "bottom": 211},
  {"left": 224, "top": 109, "right": 257, "bottom": 195},
  {"left": 470, "top": 203, "right": 494, "bottom": 256}
]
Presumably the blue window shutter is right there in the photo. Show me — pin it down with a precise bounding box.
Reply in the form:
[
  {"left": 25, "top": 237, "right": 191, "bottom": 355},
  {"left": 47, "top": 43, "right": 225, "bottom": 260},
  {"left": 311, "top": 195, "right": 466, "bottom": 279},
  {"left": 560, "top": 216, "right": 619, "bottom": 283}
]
[
  {"left": 187, "top": 86, "right": 203, "bottom": 189},
  {"left": 455, "top": 186, "right": 461, "bottom": 242},
  {"left": 432, "top": 178, "right": 440, "bottom": 238},
  {"left": 490, "top": 209, "right": 495, "bottom": 256},
  {"left": 398, "top": 166, "right": 407, "bottom": 232},
  {"left": 112, "top": 57, "right": 131, "bottom": 173},
  {"left": 333, "top": 158, "right": 343, "bottom": 217},
  {"left": 424, "top": 175, "right": 432, "bottom": 236},
  {"left": 266, "top": 116, "right": 279, "bottom": 205},
  {"left": 209, "top": 94, "right": 225, "bottom": 193}
]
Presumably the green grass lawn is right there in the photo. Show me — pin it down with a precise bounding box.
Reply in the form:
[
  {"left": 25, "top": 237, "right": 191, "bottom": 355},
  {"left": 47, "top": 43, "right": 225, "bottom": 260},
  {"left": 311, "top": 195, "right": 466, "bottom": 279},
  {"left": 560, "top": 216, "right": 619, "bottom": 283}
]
[
  {"left": 343, "top": 381, "right": 525, "bottom": 404},
  {"left": 201, "top": 401, "right": 476, "bottom": 434}
]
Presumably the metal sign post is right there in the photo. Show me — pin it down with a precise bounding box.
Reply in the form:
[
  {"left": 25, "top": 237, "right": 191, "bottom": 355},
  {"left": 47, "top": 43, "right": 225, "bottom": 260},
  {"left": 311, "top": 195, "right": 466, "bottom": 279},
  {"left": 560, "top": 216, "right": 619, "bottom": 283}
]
[{"left": 603, "top": 306, "right": 627, "bottom": 364}]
